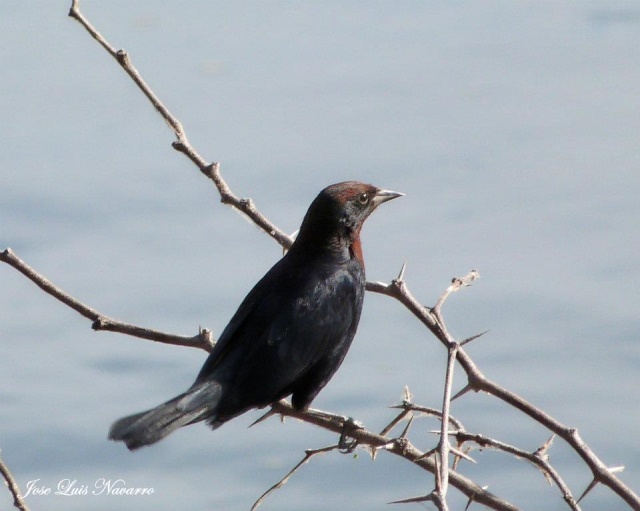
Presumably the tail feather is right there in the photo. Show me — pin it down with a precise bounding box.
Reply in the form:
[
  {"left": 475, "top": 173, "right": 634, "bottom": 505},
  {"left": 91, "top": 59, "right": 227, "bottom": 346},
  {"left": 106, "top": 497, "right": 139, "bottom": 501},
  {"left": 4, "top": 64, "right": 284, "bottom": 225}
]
[{"left": 108, "top": 382, "right": 222, "bottom": 450}]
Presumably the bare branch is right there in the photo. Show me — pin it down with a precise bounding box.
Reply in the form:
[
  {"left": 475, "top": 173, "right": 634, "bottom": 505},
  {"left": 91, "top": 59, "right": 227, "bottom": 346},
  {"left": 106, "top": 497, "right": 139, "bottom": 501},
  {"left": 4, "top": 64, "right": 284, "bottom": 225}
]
[
  {"left": 0, "top": 248, "right": 214, "bottom": 352},
  {"left": 0, "top": 451, "right": 30, "bottom": 511},
  {"left": 68, "top": 0, "right": 293, "bottom": 250}
]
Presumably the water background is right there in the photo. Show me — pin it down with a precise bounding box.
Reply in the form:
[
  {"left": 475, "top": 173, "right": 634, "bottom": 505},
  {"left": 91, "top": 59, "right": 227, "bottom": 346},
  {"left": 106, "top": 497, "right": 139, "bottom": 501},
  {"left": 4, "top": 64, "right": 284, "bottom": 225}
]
[{"left": 2, "top": 2, "right": 639, "bottom": 510}]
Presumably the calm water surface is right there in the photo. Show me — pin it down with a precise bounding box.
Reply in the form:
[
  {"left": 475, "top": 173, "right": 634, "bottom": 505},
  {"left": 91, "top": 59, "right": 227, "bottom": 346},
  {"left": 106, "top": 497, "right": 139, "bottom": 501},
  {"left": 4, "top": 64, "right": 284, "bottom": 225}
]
[{"left": 2, "top": 2, "right": 639, "bottom": 510}]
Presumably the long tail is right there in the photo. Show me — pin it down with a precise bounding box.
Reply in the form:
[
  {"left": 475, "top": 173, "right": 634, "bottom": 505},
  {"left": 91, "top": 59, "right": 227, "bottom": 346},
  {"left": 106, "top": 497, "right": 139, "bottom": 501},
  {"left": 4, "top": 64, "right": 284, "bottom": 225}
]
[{"left": 108, "top": 382, "right": 222, "bottom": 450}]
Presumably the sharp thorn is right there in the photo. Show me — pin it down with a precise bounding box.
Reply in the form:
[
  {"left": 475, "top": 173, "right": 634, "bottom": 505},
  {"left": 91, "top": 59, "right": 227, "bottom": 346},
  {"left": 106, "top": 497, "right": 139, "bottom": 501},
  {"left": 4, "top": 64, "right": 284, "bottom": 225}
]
[
  {"left": 413, "top": 447, "right": 437, "bottom": 462},
  {"left": 450, "top": 446, "right": 476, "bottom": 464},
  {"left": 249, "top": 408, "right": 276, "bottom": 428},
  {"left": 399, "top": 414, "right": 415, "bottom": 440},
  {"left": 388, "top": 493, "right": 435, "bottom": 505},
  {"left": 451, "top": 384, "right": 473, "bottom": 402},
  {"left": 576, "top": 478, "right": 598, "bottom": 504},
  {"left": 460, "top": 330, "right": 490, "bottom": 346},
  {"left": 533, "top": 434, "right": 555, "bottom": 458}
]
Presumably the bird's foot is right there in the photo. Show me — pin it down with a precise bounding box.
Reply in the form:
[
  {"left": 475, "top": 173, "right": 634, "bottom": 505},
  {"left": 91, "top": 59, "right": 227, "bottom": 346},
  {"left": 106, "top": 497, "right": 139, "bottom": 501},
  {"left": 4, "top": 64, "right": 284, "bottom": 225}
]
[{"left": 338, "top": 416, "right": 364, "bottom": 453}]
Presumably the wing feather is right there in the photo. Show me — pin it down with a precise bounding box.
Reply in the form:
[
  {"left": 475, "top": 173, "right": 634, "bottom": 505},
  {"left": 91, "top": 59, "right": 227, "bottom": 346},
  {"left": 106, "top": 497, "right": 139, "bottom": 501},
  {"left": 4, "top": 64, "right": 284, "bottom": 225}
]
[{"left": 195, "top": 254, "right": 364, "bottom": 418}]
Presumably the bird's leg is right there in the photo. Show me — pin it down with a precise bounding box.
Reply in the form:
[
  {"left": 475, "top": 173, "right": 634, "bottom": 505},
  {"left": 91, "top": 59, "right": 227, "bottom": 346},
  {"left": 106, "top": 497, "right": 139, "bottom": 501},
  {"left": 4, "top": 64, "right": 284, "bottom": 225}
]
[{"left": 338, "top": 417, "right": 364, "bottom": 453}]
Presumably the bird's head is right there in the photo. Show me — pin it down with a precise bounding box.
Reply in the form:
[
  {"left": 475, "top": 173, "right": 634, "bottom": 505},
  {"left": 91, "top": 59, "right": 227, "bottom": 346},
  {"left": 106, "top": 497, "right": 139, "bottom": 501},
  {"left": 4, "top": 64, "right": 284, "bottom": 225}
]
[{"left": 293, "top": 181, "right": 403, "bottom": 262}]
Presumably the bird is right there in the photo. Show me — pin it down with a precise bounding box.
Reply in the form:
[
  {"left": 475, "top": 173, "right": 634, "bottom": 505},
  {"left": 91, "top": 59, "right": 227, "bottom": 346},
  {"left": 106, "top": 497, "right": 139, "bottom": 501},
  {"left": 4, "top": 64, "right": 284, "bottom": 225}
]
[{"left": 109, "top": 181, "right": 403, "bottom": 450}]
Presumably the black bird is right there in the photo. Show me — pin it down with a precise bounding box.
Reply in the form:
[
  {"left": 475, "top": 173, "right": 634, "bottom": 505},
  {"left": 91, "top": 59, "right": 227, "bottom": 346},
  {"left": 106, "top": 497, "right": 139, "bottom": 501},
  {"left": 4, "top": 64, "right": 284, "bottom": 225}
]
[{"left": 109, "top": 181, "right": 402, "bottom": 450}]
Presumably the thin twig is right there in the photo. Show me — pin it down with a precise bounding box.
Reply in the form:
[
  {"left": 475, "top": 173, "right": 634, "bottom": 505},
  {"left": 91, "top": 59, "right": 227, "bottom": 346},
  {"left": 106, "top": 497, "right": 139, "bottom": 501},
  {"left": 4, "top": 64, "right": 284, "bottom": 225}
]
[
  {"left": 433, "top": 270, "right": 480, "bottom": 320},
  {"left": 251, "top": 445, "right": 339, "bottom": 511}
]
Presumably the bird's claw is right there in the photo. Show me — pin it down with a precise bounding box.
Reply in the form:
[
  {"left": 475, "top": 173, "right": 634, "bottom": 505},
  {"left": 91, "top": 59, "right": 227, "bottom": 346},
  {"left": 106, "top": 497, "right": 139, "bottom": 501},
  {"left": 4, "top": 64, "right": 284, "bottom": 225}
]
[{"left": 338, "top": 416, "right": 364, "bottom": 453}]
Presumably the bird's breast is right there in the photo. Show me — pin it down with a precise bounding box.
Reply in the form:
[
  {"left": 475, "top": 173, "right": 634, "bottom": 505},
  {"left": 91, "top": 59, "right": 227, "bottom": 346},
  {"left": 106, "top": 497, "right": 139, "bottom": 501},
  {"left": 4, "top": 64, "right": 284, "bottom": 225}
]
[{"left": 349, "top": 237, "right": 365, "bottom": 269}]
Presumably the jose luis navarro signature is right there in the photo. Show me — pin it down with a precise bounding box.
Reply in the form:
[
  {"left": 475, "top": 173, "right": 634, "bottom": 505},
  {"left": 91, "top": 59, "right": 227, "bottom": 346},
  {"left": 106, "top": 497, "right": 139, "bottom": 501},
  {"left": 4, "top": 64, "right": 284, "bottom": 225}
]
[{"left": 24, "top": 478, "right": 155, "bottom": 497}]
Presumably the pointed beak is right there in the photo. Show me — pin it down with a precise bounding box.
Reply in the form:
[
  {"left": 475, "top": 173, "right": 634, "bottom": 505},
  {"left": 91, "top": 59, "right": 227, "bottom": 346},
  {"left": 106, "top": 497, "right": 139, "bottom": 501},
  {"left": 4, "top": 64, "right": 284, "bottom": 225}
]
[{"left": 372, "top": 188, "right": 404, "bottom": 207}]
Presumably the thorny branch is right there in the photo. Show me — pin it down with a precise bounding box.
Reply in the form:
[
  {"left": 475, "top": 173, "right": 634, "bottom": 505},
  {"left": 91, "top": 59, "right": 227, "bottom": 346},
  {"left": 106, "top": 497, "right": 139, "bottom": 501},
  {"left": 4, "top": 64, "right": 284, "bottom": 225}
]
[
  {"left": 268, "top": 401, "right": 519, "bottom": 511},
  {"left": 367, "top": 276, "right": 640, "bottom": 509},
  {"left": 453, "top": 432, "right": 581, "bottom": 511},
  {"left": 1, "top": 1, "right": 638, "bottom": 510}
]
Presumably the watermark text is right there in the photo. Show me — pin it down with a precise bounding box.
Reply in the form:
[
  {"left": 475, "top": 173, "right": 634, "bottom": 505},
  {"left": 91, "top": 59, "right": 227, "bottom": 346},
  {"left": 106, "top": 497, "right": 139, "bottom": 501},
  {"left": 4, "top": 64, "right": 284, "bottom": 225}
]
[{"left": 24, "top": 478, "right": 155, "bottom": 498}]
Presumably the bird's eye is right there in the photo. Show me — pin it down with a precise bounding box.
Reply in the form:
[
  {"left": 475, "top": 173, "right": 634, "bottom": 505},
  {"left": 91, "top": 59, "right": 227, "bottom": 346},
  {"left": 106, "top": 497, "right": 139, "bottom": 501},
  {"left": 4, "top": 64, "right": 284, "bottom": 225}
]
[{"left": 357, "top": 192, "right": 369, "bottom": 205}]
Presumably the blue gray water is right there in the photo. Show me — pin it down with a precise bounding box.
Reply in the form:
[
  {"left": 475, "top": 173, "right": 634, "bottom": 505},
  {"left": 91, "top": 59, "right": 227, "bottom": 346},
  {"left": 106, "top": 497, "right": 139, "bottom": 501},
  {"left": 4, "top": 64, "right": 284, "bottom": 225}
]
[{"left": 2, "top": 2, "right": 639, "bottom": 510}]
